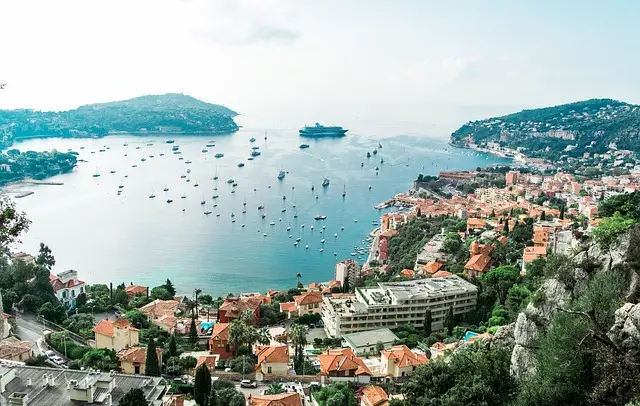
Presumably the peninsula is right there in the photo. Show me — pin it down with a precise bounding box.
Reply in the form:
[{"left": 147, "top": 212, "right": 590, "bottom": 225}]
[
  {"left": 0, "top": 93, "right": 239, "bottom": 149},
  {"left": 451, "top": 98, "right": 640, "bottom": 159}
]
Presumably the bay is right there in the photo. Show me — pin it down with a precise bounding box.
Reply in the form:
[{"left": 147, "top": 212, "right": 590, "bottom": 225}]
[{"left": 8, "top": 114, "right": 509, "bottom": 296}]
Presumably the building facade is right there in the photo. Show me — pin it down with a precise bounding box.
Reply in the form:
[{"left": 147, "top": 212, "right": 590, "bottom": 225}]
[
  {"left": 93, "top": 318, "right": 140, "bottom": 352},
  {"left": 335, "top": 260, "right": 361, "bottom": 287},
  {"left": 322, "top": 276, "right": 477, "bottom": 338},
  {"left": 49, "top": 270, "right": 86, "bottom": 308}
]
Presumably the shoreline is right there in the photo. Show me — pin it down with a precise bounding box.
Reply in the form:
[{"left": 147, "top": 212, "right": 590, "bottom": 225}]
[{"left": 1, "top": 179, "right": 65, "bottom": 198}]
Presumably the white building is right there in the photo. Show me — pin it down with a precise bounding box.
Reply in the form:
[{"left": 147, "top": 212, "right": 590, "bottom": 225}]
[
  {"left": 335, "top": 259, "right": 361, "bottom": 287},
  {"left": 49, "top": 270, "right": 86, "bottom": 308},
  {"left": 322, "top": 276, "right": 477, "bottom": 338}
]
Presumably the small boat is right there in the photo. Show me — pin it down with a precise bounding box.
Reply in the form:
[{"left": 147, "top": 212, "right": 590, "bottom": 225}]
[
  {"left": 238, "top": 162, "right": 245, "bottom": 167},
  {"left": 263, "top": 233, "right": 268, "bottom": 237},
  {"left": 342, "top": 184, "right": 346, "bottom": 197},
  {"left": 282, "top": 195, "right": 286, "bottom": 200},
  {"left": 132, "top": 164, "right": 137, "bottom": 168},
  {"left": 311, "top": 225, "right": 314, "bottom": 230},
  {"left": 269, "top": 222, "right": 275, "bottom": 226},
  {"left": 380, "top": 158, "right": 384, "bottom": 164},
  {"left": 109, "top": 170, "right": 116, "bottom": 174},
  {"left": 378, "top": 143, "right": 382, "bottom": 148},
  {"left": 167, "top": 199, "right": 173, "bottom": 203},
  {"left": 215, "top": 153, "right": 224, "bottom": 158},
  {"left": 187, "top": 169, "right": 191, "bottom": 173},
  {"left": 202, "top": 149, "right": 208, "bottom": 153},
  {"left": 334, "top": 233, "right": 338, "bottom": 237},
  {"left": 294, "top": 242, "right": 298, "bottom": 246},
  {"left": 261, "top": 214, "right": 266, "bottom": 219},
  {"left": 185, "top": 160, "right": 192, "bottom": 164},
  {"left": 286, "top": 226, "right": 291, "bottom": 231},
  {"left": 216, "top": 213, "right": 221, "bottom": 217},
  {"left": 296, "top": 237, "right": 301, "bottom": 242},
  {"left": 319, "top": 248, "right": 324, "bottom": 252},
  {"left": 258, "top": 205, "right": 264, "bottom": 210},
  {"left": 181, "top": 195, "right": 187, "bottom": 199},
  {"left": 227, "top": 179, "right": 234, "bottom": 184},
  {"left": 172, "top": 146, "right": 179, "bottom": 151},
  {"left": 250, "top": 137, "right": 256, "bottom": 142},
  {"left": 251, "top": 151, "right": 261, "bottom": 157},
  {"left": 141, "top": 157, "right": 146, "bottom": 162},
  {"left": 311, "top": 185, "right": 315, "bottom": 191},
  {"left": 366, "top": 152, "right": 371, "bottom": 158},
  {"left": 166, "top": 140, "right": 175, "bottom": 144},
  {"left": 194, "top": 183, "right": 199, "bottom": 187},
  {"left": 204, "top": 211, "right": 212, "bottom": 215},
  {"left": 277, "top": 170, "right": 286, "bottom": 180},
  {"left": 232, "top": 219, "right": 236, "bottom": 223},
  {"left": 212, "top": 195, "right": 219, "bottom": 199},
  {"left": 164, "top": 187, "right": 169, "bottom": 192},
  {"left": 251, "top": 146, "right": 260, "bottom": 150},
  {"left": 351, "top": 252, "right": 356, "bottom": 256},
  {"left": 181, "top": 175, "right": 187, "bottom": 178},
  {"left": 206, "top": 143, "right": 215, "bottom": 147},
  {"left": 322, "top": 178, "right": 329, "bottom": 187},
  {"left": 314, "top": 215, "right": 327, "bottom": 220},
  {"left": 368, "top": 185, "right": 372, "bottom": 190},
  {"left": 231, "top": 213, "right": 236, "bottom": 217},
  {"left": 375, "top": 166, "right": 379, "bottom": 171},
  {"left": 281, "top": 208, "right": 286, "bottom": 213},
  {"left": 201, "top": 200, "right": 206, "bottom": 205},
  {"left": 321, "top": 239, "right": 325, "bottom": 244},
  {"left": 248, "top": 157, "right": 254, "bottom": 161},
  {"left": 213, "top": 176, "right": 219, "bottom": 180},
  {"left": 118, "top": 184, "right": 124, "bottom": 189},
  {"left": 241, "top": 224, "right": 245, "bottom": 227},
  {"left": 373, "top": 149, "right": 378, "bottom": 155},
  {"left": 93, "top": 173, "right": 100, "bottom": 178},
  {"left": 232, "top": 183, "right": 237, "bottom": 187},
  {"left": 361, "top": 162, "right": 364, "bottom": 167},
  {"left": 299, "top": 144, "right": 310, "bottom": 149},
  {"left": 149, "top": 194, "right": 156, "bottom": 199},
  {"left": 159, "top": 153, "right": 164, "bottom": 156},
  {"left": 305, "top": 245, "right": 309, "bottom": 250}
]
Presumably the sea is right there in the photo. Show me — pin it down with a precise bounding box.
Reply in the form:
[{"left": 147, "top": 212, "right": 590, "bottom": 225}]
[{"left": 7, "top": 108, "right": 510, "bottom": 297}]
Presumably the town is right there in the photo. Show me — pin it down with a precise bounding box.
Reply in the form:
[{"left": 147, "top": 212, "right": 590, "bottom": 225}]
[{"left": 0, "top": 143, "right": 639, "bottom": 406}]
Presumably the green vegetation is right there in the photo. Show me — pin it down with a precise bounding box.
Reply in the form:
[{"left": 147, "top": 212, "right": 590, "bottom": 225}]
[
  {"left": 0, "top": 94, "right": 238, "bottom": 149},
  {"left": 0, "top": 149, "right": 77, "bottom": 186},
  {"left": 120, "top": 388, "right": 148, "bottom": 406},
  {"left": 313, "top": 382, "right": 357, "bottom": 406},
  {"left": 194, "top": 364, "right": 212, "bottom": 406},
  {"left": 145, "top": 338, "right": 160, "bottom": 376},
  {"left": 451, "top": 98, "right": 640, "bottom": 157}
]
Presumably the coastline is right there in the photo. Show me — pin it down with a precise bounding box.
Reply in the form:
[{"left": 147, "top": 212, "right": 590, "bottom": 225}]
[{"left": 1, "top": 179, "right": 64, "bottom": 198}]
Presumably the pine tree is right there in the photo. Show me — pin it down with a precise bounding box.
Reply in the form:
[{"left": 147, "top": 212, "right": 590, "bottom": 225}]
[
  {"left": 423, "top": 309, "right": 432, "bottom": 337},
  {"left": 169, "top": 334, "right": 177, "bottom": 357},
  {"left": 189, "top": 316, "right": 198, "bottom": 345},
  {"left": 560, "top": 206, "right": 565, "bottom": 220},
  {"left": 416, "top": 207, "right": 422, "bottom": 217},
  {"left": 194, "top": 364, "right": 212, "bottom": 406},
  {"left": 490, "top": 209, "right": 495, "bottom": 218},
  {"left": 444, "top": 306, "right": 455, "bottom": 336},
  {"left": 145, "top": 338, "right": 160, "bottom": 376},
  {"left": 164, "top": 279, "right": 176, "bottom": 296},
  {"left": 504, "top": 218, "right": 510, "bottom": 235}
]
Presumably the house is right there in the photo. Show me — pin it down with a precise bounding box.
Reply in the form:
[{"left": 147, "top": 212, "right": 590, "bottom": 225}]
[
  {"left": 247, "top": 392, "right": 303, "bottom": 406},
  {"left": 342, "top": 328, "right": 399, "bottom": 356},
  {"left": 279, "top": 302, "right": 297, "bottom": 319},
  {"left": 432, "top": 270, "right": 452, "bottom": 278},
  {"left": 93, "top": 318, "right": 140, "bottom": 351},
  {"left": 421, "top": 261, "right": 442, "bottom": 276},
  {"left": 466, "top": 218, "right": 486, "bottom": 233},
  {"left": 218, "top": 297, "right": 261, "bottom": 323},
  {"left": 139, "top": 299, "right": 180, "bottom": 332},
  {"left": 522, "top": 246, "right": 548, "bottom": 274},
  {"left": 317, "top": 348, "right": 372, "bottom": 383},
  {"left": 209, "top": 322, "right": 233, "bottom": 360},
  {"left": 399, "top": 269, "right": 415, "bottom": 279},
  {"left": 430, "top": 341, "right": 457, "bottom": 359},
  {"left": 464, "top": 241, "right": 494, "bottom": 279},
  {"left": 0, "top": 338, "right": 33, "bottom": 362},
  {"left": 380, "top": 345, "right": 428, "bottom": 378},
  {"left": 195, "top": 355, "right": 218, "bottom": 372},
  {"left": 255, "top": 345, "right": 290, "bottom": 379},
  {"left": 49, "top": 270, "right": 86, "bottom": 308},
  {"left": 361, "top": 385, "right": 390, "bottom": 406},
  {"left": 125, "top": 284, "right": 148, "bottom": 299},
  {"left": 117, "top": 346, "right": 163, "bottom": 375},
  {"left": 293, "top": 291, "right": 323, "bottom": 316},
  {"left": 533, "top": 227, "right": 551, "bottom": 248}
]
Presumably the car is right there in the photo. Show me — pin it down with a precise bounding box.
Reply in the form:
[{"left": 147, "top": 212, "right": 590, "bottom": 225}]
[
  {"left": 240, "top": 380, "right": 257, "bottom": 388},
  {"left": 114, "top": 310, "right": 124, "bottom": 318},
  {"left": 51, "top": 356, "right": 65, "bottom": 366},
  {"left": 45, "top": 350, "right": 56, "bottom": 359}
]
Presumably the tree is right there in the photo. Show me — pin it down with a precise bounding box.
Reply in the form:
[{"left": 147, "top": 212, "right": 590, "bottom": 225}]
[
  {"left": 144, "top": 338, "right": 160, "bottom": 376},
  {"left": 75, "top": 292, "right": 87, "bottom": 307},
  {"left": 375, "top": 341, "right": 385, "bottom": 354},
  {"left": 289, "top": 323, "right": 308, "bottom": 367},
  {"left": 111, "top": 287, "right": 128, "bottom": 306},
  {"left": 164, "top": 279, "right": 176, "bottom": 296},
  {"left": 490, "top": 209, "right": 495, "bottom": 218},
  {"left": 150, "top": 286, "right": 173, "bottom": 300},
  {"left": 265, "top": 382, "right": 285, "bottom": 395},
  {"left": 540, "top": 210, "right": 546, "bottom": 221},
  {"left": 124, "top": 309, "right": 149, "bottom": 329},
  {"left": 504, "top": 218, "right": 510, "bottom": 234},
  {"left": 216, "top": 388, "right": 245, "bottom": 406},
  {"left": 559, "top": 205, "right": 565, "bottom": 220},
  {"left": 169, "top": 334, "right": 178, "bottom": 357},
  {"left": 194, "top": 364, "right": 212, "bottom": 406},
  {"left": 0, "top": 197, "right": 31, "bottom": 251},
  {"left": 343, "top": 277, "right": 350, "bottom": 293},
  {"left": 38, "top": 302, "right": 66, "bottom": 323},
  {"left": 444, "top": 306, "right": 455, "bottom": 336},
  {"left": 423, "top": 309, "right": 432, "bottom": 337},
  {"left": 189, "top": 316, "right": 198, "bottom": 345},
  {"left": 208, "top": 388, "right": 218, "bottom": 406},
  {"left": 296, "top": 273, "right": 302, "bottom": 288},
  {"left": 36, "top": 243, "right": 55, "bottom": 269},
  {"left": 314, "top": 383, "right": 357, "bottom": 406},
  {"left": 483, "top": 265, "right": 520, "bottom": 304},
  {"left": 591, "top": 213, "right": 636, "bottom": 251},
  {"left": 199, "top": 294, "right": 213, "bottom": 305},
  {"left": 120, "top": 388, "right": 148, "bottom": 406}
]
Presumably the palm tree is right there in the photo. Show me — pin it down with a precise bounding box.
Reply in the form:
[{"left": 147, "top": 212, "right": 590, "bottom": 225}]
[
  {"left": 194, "top": 288, "right": 202, "bottom": 316},
  {"left": 265, "top": 382, "right": 285, "bottom": 395},
  {"left": 184, "top": 299, "right": 196, "bottom": 317},
  {"left": 229, "top": 319, "right": 246, "bottom": 356},
  {"left": 296, "top": 273, "right": 302, "bottom": 288},
  {"left": 256, "top": 328, "right": 272, "bottom": 346},
  {"left": 289, "top": 324, "right": 308, "bottom": 365}
]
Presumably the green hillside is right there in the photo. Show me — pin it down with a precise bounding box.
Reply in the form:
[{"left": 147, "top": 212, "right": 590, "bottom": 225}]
[
  {"left": 450, "top": 99, "right": 640, "bottom": 158},
  {"left": 0, "top": 93, "right": 239, "bottom": 148}
]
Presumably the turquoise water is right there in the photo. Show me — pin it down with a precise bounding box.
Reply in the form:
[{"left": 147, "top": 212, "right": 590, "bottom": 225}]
[{"left": 10, "top": 121, "right": 508, "bottom": 296}]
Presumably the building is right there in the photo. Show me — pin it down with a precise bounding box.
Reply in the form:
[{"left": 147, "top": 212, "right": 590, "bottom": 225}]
[
  {"left": 117, "top": 346, "right": 164, "bottom": 375},
  {"left": 125, "top": 284, "right": 148, "bottom": 300},
  {"left": 342, "top": 328, "right": 399, "bottom": 356},
  {"left": 464, "top": 241, "right": 494, "bottom": 279},
  {"left": 279, "top": 302, "right": 297, "bottom": 319},
  {"left": 322, "top": 276, "right": 477, "bottom": 338},
  {"left": 139, "top": 299, "right": 180, "bottom": 332},
  {"left": 0, "top": 365, "right": 167, "bottom": 406},
  {"left": 209, "top": 322, "right": 233, "bottom": 360},
  {"left": 361, "top": 385, "right": 390, "bottom": 406},
  {"left": 522, "top": 246, "right": 548, "bottom": 274},
  {"left": 195, "top": 355, "right": 218, "bottom": 372},
  {"left": 93, "top": 318, "right": 140, "bottom": 351},
  {"left": 0, "top": 339, "right": 33, "bottom": 362},
  {"left": 254, "top": 345, "right": 289, "bottom": 379},
  {"left": 379, "top": 345, "right": 428, "bottom": 378},
  {"left": 248, "top": 392, "right": 303, "bottom": 406},
  {"left": 414, "top": 234, "right": 446, "bottom": 268},
  {"left": 317, "top": 348, "right": 371, "bottom": 383},
  {"left": 335, "top": 260, "right": 361, "bottom": 288},
  {"left": 506, "top": 171, "right": 520, "bottom": 186},
  {"left": 218, "top": 297, "right": 261, "bottom": 323},
  {"left": 49, "top": 270, "right": 86, "bottom": 308},
  {"left": 10, "top": 252, "right": 35, "bottom": 264},
  {"left": 292, "top": 291, "right": 323, "bottom": 316}
]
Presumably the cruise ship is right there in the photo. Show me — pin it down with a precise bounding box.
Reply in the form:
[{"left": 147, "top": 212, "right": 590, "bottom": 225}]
[{"left": 299, "top": 123, "right": 348, "bottom": 137}]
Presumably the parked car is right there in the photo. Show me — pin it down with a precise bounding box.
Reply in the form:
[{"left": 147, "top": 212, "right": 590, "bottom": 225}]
[
  {"left": 51, "top": 356, "right": 65, "bottom": 366},
  {"left": 45, "top": 350, "right": 56, "bottom": 359},
  {"left": 240, "top": 380, "right": 257, "bottom": 388}
]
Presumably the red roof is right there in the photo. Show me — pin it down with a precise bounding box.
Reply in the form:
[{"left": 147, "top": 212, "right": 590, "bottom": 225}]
[
  {"left": 432, "top": 270, "right": 452, "bottom": 278},
  {"left": 380, "top": 345, "right": 428, "bottom": 368},
  {"left": 210, "top": 322, "right": 230, "bottom": 341},
  {"left": 317, "top": 348, "right": 371, "bottom": 376},
  {"left": 361, "top": 386, "right": 389, "bottom": 406},
  {"left": 279, "top": 302, "right": 297, "bottom": 314},
  {"left": 293, "top": 291, "right": 323, "bottom": 306},
  {"left": 256, "top": 345, "right": 289, "bottom": 368},
  {"left": 93, "top": 318, "right": 139, "bottom": 337},
  {"left": 247, "top": 393, "right": 302, "bottom": 406}
]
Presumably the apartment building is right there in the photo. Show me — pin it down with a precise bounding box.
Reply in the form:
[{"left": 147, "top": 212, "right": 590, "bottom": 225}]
[{"left": 322, "top": 276, "right": 477, "bottom": 338}]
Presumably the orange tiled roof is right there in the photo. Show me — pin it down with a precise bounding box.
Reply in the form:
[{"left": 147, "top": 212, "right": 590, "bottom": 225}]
[
  {"left": 117, "top": 346, "right": 163, "bottom": 364},
  {"left": 196, "top": 355, "right": 218, "bottom": 370},
  {"left": 329, "top": 280, "right": 342, "bottom": 289},
  {"left": 93, "top": 319, "right": 114, "bottom": 337},
  {"left": 279, "top": 302, "right": 297, "bottom": 314},
  {"left": 219, "top": 297, "right": 261, "bottom": 319},
  {"left": 293, "top": 291, "right": 323, "bottom": 306},
  {"left": 140, "top": 299, "right": 179, "bottom": 319},
  {"left": 432, "top": 270, "right": 452, "bottom": 278},
  {"left": 247, "top": 393, "right": 302, "bottom": 406},
  {"left": 465, "top": 253, "right": 492, "bottom": 273},
  {"left": 381, "top": 345, "right": 428, "bottom": 368},
  {"left": 210, "top": 322, "right": 230, "bottom": 341},
  {"left": 523, "top": 246, "right": 548, "bottom": 263},
  {"left": 361, "top": 385, "right": 389, "bottom": 406},
  {"left": 317, "top": 348, "right": 371, "bottom": 376},
  {"left": 256, "top": 345, "right": 289, "bottom": 367},
  {"left": 422, "top": 261, "right": 442, "bottom": 275},
  {"left": 125, "top": 285, "right": 148, "bottom": 296},
  {"left": 399, "top": 269, "right": 415, "bottom": 279},
  {"left": 308, "top": 282, "right": 320, "bottom": 289}
]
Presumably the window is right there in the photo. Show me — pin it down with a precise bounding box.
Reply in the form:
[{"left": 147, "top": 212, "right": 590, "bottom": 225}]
[
  {"left": 62, "top": 291, "right": 67, "bottom": 299},
  {"left": 267, "top": 366, "right": 272, "bottom": 373},
  {"left": 72, "top": 290, "right": 76, "bottom": 297}
]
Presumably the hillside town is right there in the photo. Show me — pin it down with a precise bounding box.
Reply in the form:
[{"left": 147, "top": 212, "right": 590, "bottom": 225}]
[{"left": 1, "top": 152, "right": 639, "bottom": 406}]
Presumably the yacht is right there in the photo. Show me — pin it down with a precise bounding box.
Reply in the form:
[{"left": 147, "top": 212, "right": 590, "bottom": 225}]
[
  {"left": 167, "top": 199, "right": 173, "bottom": 203},
  {"left": 278, "top": 170, "right": 286, "bottom": 180},
  {"left": 322, "top": 178, "right": 330, "bottom": 187},
  {"left": 163, "top": 187, "right": 169, "bottom": 192},
  {"left": 215, "top": 153, "right": 224, "bottom": 158},
  {"left": 238, "top": 162, "right": 245, "bottom": 167},
  {"left": 314, "top": 215, "right": 327, "bottom": 220},
  {"left": 250, "top": 137, "right": 256, "bottom": 142}
]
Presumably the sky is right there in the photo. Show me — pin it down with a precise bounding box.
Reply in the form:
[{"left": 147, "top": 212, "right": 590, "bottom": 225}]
[{"left": 0, "top": 0, "right": 639, "bottom": 132}]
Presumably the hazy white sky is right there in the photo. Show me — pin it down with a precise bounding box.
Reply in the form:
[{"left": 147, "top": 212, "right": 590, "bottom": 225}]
[{"left": 1, "top": 0, "right": 639, "bottom": 119}]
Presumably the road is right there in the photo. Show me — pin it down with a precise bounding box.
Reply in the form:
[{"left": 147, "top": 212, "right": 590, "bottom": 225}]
[{"left": 15, "top": 313, "right": 47, "bottom": 355}]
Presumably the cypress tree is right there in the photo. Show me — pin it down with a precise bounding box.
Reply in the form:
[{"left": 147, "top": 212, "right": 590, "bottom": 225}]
[
  {"left": 423, "top": 309, "right": 432, "bottom": 337},
  {"left": 164, "top": 279, "right": 176, "bottom": 296},
  {"left": 145, "top": 338, "right": 160, "bottom": 377},
  {"left": 189, "top": 316, "right": 199, "bottom": 345},
  {"left": 490, "top": 209, "right": 495, "bottom": 218},
  {"left": 541, "top": 210, "right": 546, "bottom": 221},
  {"left": 504, "top": 218, "right": 510, "bottom": 235},
  {"left": 560, "top": 206, "right": 565, "bottom": 220},
  {"left": 444, "top": 306, "right": 455, "bottom": 336},
  {"left": 169, "top": 334, "right": 177, "bottom": 357},
  {"left": 343, "top": 277, "right": 350, "bottom": 293},
  {"left": 194, "top": 364, "right": 212, "bottom": 406}
]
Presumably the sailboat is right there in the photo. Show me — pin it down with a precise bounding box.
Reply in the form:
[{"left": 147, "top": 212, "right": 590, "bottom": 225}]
[
  {"left": 342, "top": 184, "right": 346, "bottom": 197},
  {"left": 93, "top": 167, "right": 100, "bottom": 178},
  {"left": 264, "top": 130, "right": 268, "bottom": 140},
  {"left": 322, "top": 178, "right": 330, "bottom": 187},
  {"left": 163, "top": 186, "right": 169, "bottom": 192},
  {"left": 149, "top": 188, "right": 156, "bottom": 198}
]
